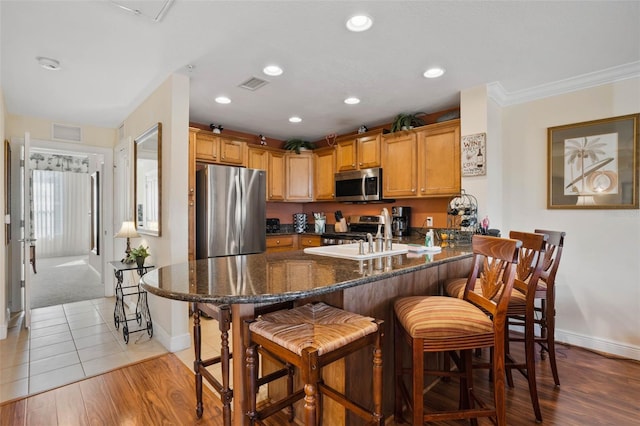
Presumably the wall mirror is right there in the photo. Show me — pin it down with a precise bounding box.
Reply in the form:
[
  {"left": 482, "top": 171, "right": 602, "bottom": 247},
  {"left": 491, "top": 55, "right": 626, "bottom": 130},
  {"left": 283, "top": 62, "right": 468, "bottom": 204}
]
[{"left": 134, "top": 122, "right": 161, "bottom": 236}]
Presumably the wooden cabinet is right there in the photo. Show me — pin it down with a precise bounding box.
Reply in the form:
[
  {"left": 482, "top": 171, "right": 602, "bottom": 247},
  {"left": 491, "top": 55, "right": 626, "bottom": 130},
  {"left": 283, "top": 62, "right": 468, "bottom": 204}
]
[
  {"left": 268, "top": 151, "right": 286, "bottom": 201},
  {"left": 416, "top": 120, "right": 461, "bottom": 196},
  {"left": 299, "top": 234, "right": 321, "bottom": 249},
  {"left": 248, "top": 145, "right": 286, "bottom": 201},
  {"left": 285, "top": 152, "right": 314, "bottom": 201},
  {"left": 381, "top": 131, "right": 418, "bottom": 198},
  {"left": 266, "top": 235, "right": 297, "bottom": 253},
  {"left": 195, "top": 131, "right": 219, "bottom": 162},
  {"left": 313, "top": 147, "right": 336, "bottom": 201},
  {"left": 194, "top": 129, "right": 246, "bottom": 165},
  {"left": 335, "top": 132, "right": 381, "bottom": 172}
]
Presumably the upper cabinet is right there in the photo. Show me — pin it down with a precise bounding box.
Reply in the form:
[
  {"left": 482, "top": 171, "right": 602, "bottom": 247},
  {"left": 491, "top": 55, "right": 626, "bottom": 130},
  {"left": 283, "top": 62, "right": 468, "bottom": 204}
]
[
  {"left": 285, "top": 152, "right": 314, "bottom": 201},
  {"left": 248, "top": 145, "right": 286, "bottom": 201},
  {"left": 381, "top": 131, "right": 418, "bottom": 198},
  {"left": 335, "top": 132, "right": 382, "bottom": 172},
  {"left": 416, "top": 119, "right": 461, "bottom": 196},
  {"left": 195, "top": 129, "right": 246, "bottom": 165},
  {"left": 313, "top": 146, "right": 336, "bottom": 201},
  {"left": 382, "top": 119, "right": 460, "bottom": 198}
]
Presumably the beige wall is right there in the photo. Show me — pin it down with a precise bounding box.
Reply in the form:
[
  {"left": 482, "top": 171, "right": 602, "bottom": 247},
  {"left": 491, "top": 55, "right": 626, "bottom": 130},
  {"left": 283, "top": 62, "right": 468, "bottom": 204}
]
[
  {"left": 6, "top": 114, "right": 116, "bottom": 148},
  {"left": 499, "top": 78, "right": 640, "bottom": 358},
  {"left": 121, "top": 73, "right": 190, "bottom": 352},
  {"left": 1, "top": 86, "right": 7, "bottom": 338}
]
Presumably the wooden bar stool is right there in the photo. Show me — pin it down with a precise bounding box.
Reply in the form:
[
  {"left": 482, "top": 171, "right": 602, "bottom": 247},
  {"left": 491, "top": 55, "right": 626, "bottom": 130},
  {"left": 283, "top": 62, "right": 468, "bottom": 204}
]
[
  {"left": 394, "top": 235, "right": 521, "bottom": 425},
  {"left": 192, "top": 301, "right": 293, "bottom": 425},
  {"left": 192, "top": 302, "right": 233, "bottom": 425},
  {"left": 443, "top": 231, "right": 548, "bottom": 422},
  {"left": 245, "top": 302, "right": 384, "bottom": 426}
]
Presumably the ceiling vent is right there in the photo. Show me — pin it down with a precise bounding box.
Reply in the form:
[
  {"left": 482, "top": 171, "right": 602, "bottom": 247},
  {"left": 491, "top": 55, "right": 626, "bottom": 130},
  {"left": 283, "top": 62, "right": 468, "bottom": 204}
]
[
  {"left": 52, "top": 123, "right": 82, "bottom": 142},
  {"left": 238, "top": 77, "right": 269, "bottom": 91}
]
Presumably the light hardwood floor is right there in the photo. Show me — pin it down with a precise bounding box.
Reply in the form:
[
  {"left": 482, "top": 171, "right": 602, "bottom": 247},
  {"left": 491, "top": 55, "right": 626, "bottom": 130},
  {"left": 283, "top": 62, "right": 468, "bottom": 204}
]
[{"left": 1, "top": 340, "right": 639, "bottom": 425}]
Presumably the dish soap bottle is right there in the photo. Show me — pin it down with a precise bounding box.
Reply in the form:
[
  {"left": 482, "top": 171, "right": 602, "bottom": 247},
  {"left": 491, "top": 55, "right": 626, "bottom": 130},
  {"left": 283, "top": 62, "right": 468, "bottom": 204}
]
[{"left": 425, "top": 229, "right": 434, "bottom": 248}]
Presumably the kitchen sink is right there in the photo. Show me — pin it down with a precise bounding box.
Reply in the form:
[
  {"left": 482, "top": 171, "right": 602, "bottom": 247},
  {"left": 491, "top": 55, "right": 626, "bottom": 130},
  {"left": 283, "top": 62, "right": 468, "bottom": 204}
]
[{"left": 303, "top": 243, "right": 409, "bottom": 260}]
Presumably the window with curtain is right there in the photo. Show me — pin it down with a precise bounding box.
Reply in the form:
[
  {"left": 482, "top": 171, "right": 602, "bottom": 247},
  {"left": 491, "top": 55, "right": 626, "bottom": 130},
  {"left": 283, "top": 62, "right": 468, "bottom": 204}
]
[{"left": 32, "top": 169, "right": 90, "bottom": 258}]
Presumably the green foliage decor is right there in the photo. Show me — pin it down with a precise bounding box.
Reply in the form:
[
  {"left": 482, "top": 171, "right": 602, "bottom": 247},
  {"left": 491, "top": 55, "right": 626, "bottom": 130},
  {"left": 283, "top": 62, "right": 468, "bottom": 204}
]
[
  {"left": 390, "top": 113, "right": 427, "bottom": 132},
  {"left": 128, "top": 245, "right": 150, "bottom": 263},
  {"left": 283, "top": 138, "right": 315, "bottom": 154}
]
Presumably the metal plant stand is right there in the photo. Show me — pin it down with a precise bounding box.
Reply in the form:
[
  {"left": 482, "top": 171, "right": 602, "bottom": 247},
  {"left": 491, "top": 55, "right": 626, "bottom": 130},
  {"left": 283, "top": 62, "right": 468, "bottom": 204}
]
[{"left": 109, "top": 261, "right": 154, "bottom": 343}]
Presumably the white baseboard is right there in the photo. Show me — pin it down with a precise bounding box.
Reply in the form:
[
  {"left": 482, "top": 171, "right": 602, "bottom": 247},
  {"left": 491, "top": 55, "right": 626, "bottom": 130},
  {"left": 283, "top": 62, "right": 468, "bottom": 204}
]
[
  {"left": 555, "top": 328, "right": 640, "bottom": 361},
  {"left": 151, "top": 322, "right": 191, "bottom": 353}
]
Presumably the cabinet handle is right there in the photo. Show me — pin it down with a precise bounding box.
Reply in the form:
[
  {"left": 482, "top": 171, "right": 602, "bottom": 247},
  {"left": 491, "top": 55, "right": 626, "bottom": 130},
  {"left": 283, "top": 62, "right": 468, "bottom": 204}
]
[
  {"left": 412, "top": 188, "right": 416, "bottom": 193},
  {"left": 352, "top": 163, "right": 356, "bottom": 167},
  {"left": 421, "top": 187, "right": 425, "bottom": 192},
  {"left": 190, "top": 188, "right": 194, "bottom": 193},
  {"left": 276, "top": 240, "right": 280, "bottom": 245},
  {"left": 359, "top": 162, "right": 363, "bottom": 166}
]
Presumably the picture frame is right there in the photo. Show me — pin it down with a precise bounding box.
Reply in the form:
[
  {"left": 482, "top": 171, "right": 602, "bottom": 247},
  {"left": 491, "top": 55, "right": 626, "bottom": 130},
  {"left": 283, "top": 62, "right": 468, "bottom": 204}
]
[
  {"left": 547, "top": 113, "right": 639, "bottom": 209},
  {"left": 461, "top": 133, "right": 486, "bottom": 177}
]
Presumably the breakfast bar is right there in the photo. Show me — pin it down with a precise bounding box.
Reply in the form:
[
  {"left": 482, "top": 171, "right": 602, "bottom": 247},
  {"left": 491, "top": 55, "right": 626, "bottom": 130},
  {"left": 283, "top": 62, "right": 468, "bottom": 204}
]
[{"left": 140, "top": 246, "right": 473, "bottom": 425}]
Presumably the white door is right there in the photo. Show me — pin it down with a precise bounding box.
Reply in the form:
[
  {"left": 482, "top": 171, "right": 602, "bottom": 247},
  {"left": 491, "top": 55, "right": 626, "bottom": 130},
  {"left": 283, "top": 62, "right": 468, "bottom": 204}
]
[{"left": 20, "top": 132, "right": 34, "bottom": 328}]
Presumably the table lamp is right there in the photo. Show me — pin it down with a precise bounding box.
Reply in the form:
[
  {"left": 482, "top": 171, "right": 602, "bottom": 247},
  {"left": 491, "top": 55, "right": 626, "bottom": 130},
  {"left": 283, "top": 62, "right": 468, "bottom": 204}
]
[{"left": 115, "top": 221, "right": 139, "bottom": 263}]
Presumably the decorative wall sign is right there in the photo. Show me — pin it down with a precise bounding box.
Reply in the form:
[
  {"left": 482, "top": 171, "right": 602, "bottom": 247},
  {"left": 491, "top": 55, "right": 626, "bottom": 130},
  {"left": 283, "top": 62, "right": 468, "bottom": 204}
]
[
  {"left": 548, "top": 114, "right": 639, "bottom": 209},
  {"left": 461, "top": 133, "right": 486, "bottom": 176}
]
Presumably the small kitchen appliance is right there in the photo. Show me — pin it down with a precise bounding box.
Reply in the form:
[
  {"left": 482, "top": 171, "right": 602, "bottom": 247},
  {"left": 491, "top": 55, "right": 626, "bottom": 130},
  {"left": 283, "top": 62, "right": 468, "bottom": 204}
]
[
  {"left": 391, "top": 206, "right": 411, "bottom": 237},
  {"left": 266, "top": 218, "right": 280, "bottom": 234}
]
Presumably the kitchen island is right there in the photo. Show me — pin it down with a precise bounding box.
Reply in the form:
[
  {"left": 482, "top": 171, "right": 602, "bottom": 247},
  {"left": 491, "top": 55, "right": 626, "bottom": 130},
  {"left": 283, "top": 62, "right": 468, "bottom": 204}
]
[{"left": 141, "top": 245, "right": 473, "bottom": 425}]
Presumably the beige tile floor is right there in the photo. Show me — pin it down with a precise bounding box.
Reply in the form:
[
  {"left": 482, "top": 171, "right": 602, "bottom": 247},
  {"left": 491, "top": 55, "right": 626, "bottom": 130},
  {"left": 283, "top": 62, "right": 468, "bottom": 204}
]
[{"left": 0, "top": 297, "right": 167, "bottom": 403}]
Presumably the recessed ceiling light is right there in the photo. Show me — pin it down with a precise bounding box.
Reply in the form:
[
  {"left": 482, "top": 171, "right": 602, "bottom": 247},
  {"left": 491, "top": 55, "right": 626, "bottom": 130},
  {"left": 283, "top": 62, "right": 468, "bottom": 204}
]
[
  {"left": 36, "top": 56, "right": 61, "bottom": 71},
  {"left": 423, "top": 67, "right": 445, "bottom": 78},
  {"left": 344, "top": 97, "right": 361, "bottom": 105},
  {"left": 263, "top": 65, "right": 283, "bottom": 76},
  {"left": 289, "top": 116, "right": 302, "bottom": 123},
  {"left": 346, "top": 15, "right": 373, "bottom": 32},
  {"left": 215, "top": 96, "right": 231, "bottom": 104}
]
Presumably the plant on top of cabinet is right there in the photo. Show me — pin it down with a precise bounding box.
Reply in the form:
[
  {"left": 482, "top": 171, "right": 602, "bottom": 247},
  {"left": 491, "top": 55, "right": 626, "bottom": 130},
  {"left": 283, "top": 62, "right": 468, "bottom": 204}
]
[
  {"left": 283, "top": 138, "right": 315, "bottom": 154},
  {"left": 390, "top": 112, "right": 427, "bottom": 132}
]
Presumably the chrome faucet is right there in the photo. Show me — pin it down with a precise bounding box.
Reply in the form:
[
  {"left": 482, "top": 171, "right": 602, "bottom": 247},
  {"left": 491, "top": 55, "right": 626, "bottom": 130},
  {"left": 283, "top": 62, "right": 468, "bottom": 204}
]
[
  {"left": 382, "top": 208, "right": 393, "bottom": 250},
  {"left": 366, "top": 233, "right": 374, "bottom": 253}
]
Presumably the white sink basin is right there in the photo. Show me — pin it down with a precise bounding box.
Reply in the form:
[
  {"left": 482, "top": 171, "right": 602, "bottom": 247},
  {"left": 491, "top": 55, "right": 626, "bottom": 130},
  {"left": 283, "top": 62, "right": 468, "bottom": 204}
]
[{"left": 304, "top": 243, "right": 409, "bottom": 260}]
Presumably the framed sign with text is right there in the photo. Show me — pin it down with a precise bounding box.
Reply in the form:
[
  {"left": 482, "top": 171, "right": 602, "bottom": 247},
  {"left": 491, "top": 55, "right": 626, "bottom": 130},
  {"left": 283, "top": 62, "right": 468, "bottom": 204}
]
[{"left": 461, "top": 133, "right": 486, "bottom": 177}]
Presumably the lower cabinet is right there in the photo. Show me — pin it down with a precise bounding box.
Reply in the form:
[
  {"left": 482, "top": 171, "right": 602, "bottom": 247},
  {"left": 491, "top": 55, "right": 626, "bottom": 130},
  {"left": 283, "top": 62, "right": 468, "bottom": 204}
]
[{"left": 266, "top": 235, "right": 297, "bottom": 253}]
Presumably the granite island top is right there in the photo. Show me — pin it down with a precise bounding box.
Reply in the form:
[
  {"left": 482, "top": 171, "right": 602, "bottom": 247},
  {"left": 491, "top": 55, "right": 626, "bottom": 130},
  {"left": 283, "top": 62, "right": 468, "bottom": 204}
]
[{"left": 140, "top": 243, "right": 472, "bottom": 305}]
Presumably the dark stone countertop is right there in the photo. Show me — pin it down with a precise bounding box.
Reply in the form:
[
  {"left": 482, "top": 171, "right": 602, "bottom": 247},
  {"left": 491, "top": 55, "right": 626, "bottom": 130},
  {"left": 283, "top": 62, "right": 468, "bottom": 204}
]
[{"left": 140, "top": 244, "right": 472, "bottom": 305}]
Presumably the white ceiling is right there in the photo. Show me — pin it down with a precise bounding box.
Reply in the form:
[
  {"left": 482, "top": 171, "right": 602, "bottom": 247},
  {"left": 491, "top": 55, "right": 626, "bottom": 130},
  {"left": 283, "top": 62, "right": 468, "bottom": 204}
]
[{"left": 2, "top": 1, "right": 639, "bottom": 141}]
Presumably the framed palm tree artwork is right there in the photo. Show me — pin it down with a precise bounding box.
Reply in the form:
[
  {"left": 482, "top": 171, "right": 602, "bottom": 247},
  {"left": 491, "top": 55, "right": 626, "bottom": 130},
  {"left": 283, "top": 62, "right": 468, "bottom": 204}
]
[{"left": 548, "top": 113, "right": 639, "bottom": 209}]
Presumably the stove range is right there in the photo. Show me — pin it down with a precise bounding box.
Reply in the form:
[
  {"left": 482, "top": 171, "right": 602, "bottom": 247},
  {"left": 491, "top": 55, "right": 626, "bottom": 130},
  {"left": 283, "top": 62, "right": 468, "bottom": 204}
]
[{"left": 321, "top": 215, "right": 386, "bottom": 245}]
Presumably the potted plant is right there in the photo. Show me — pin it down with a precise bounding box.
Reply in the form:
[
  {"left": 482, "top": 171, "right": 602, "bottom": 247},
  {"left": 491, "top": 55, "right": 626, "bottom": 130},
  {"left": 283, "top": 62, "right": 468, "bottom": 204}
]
[
  {"left": 283, "top": 138, "right": 315, "bottom": 154},
  {"left": 128, "top": 245, "right": 150, "bottom": 268},
  {"left": 390, "top": 112, "right": 427, "bottom": 132}
]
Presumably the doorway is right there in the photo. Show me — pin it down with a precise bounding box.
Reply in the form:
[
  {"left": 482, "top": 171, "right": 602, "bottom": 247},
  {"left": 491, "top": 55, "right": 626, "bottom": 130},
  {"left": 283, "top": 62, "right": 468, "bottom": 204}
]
[{"left": 8, "top": 137, "right": 114, "bottom": 319}]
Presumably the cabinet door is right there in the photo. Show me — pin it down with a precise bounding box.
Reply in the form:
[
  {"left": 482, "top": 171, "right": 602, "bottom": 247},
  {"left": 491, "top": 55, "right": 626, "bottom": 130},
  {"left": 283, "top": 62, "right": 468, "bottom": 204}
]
[
  {"left": 219, "top": 137, "right": 246, "bottom": 165},
  {"left": 381, "top": 132, "right": 418, "bottom": 198},
  {"left": 357, "top": 134, "right": 381, "bottom": 169},
  {"left": 285, "top": 152, "right": 314, "bottom": 201},
  {"left": 417, "top": 120, "right": 461, "bottom": 196},
  {"left": 247, "top": 146, "right": 268, "bottom": 170},
  {"left": 195, "top": 132, "right": 219, "bottom": 162},
  {"left": 335, "top": 138, "right": 357, "bottom": 172},
  {"left": 314, "top": 147, "right": 336, "bottom": 200},
  {"left": 268, "top": 151, "right": 286, "bottom": 201}
]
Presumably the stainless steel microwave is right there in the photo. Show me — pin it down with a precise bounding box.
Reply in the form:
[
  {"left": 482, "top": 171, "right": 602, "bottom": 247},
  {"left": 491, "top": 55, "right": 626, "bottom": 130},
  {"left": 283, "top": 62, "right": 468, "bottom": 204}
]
[{"left": 334, "top": 167, "right": 384, "bottom": 202}]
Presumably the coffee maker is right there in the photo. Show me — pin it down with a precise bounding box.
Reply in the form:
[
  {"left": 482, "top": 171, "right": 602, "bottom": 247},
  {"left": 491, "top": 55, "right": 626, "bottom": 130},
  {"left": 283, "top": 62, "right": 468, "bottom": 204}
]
[{"left": 391, "top": 206, "right": 411, "bottom": 237}]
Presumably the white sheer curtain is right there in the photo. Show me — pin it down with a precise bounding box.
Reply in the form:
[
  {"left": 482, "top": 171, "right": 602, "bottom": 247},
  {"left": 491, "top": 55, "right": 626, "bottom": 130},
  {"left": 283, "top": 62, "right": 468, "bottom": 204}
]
[{"left": 32, "top": 170, "right": 90, "bottom": 258}]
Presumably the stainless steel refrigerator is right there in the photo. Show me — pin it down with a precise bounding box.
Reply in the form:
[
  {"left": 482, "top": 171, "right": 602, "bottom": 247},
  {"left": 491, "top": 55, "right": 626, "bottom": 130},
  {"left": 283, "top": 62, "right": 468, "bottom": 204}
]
[{"left": 196, "top": 165, "right": 266, "bottom": 258}]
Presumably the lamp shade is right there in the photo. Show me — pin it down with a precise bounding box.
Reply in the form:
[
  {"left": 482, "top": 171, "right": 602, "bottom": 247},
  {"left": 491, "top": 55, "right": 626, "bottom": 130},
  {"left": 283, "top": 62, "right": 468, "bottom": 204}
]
[{"left": 115, "top": 221, "right": 140, "bottom": 239}]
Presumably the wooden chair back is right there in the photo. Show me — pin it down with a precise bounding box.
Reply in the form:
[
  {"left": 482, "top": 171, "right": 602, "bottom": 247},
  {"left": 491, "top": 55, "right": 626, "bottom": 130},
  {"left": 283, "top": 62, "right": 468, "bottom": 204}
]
[
  {"left": 509, "top": 231, "right": 548, "bottom": 297},
  {"left": 533, "top": 229, "right": 566, "bottom": 285},
  {"left": 463, "top": 235, "right": 522, "bottom": 321}
]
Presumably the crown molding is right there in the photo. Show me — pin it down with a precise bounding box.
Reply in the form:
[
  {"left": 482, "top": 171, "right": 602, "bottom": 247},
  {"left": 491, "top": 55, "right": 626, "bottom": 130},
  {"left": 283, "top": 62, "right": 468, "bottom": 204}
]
[{"left": 488, "top": 61, "right": 640, "bottom": 107}]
